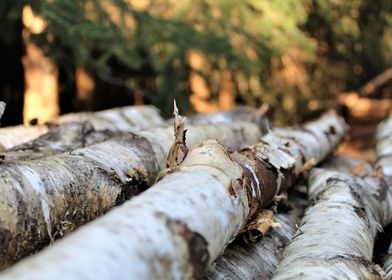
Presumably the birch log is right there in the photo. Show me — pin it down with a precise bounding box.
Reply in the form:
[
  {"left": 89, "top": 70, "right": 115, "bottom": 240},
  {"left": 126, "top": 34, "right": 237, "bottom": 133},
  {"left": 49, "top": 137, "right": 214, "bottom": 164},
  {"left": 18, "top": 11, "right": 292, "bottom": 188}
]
[
  {"left": 171, "top": 106, "right": 268, "bottom": 132},
  {"left": 0, "top": 118, "right": 263, "bottom": 269},
  {"left": 385, "top": 245, "right": 392, "bottom": 280},
  {"left": 0, "top": 105, "right": 164, "bottom": 150},
  {"left": 377, "top": 115, "right": 392, "bottom": 279},
  {"left": 204, "top": 185, "right": 308, "bottom": 280},
  {"left": 376, "top": 114, "right": 392, "bottom": 183},
  {"left": 0, "top": 107, "right": 269, "bottom": 162},
  {"left": 0, "top": 111, "right": 345, "bottom": 279},
  {"left": 1, "top": 122, "right": 119, "bottom": 161},
  {"left": 1, "top": 106, "right": 269, "bottom": 162},
  {"left": 272, "top": 155, "right": 392, "bottom": 280}
]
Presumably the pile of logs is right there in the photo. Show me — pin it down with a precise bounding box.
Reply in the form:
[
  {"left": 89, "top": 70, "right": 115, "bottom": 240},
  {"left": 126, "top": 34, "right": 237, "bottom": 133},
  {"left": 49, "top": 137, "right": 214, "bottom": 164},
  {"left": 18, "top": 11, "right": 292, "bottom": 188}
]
[{"left": 0, "top": 102, "right": 390, "bottom": 279}]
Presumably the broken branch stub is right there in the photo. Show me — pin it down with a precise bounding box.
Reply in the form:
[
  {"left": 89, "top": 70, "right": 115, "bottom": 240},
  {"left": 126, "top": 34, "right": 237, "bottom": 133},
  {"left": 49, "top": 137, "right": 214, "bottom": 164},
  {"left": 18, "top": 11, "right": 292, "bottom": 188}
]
[
  {"left": 0, "top": 111, "right": 345, "bottom": 279},
  {"left": 272, "top": 155, "right": 392, "bottom": 280},
  {"left": 166, "top": 101, "right": 188, "bottom": 169}
]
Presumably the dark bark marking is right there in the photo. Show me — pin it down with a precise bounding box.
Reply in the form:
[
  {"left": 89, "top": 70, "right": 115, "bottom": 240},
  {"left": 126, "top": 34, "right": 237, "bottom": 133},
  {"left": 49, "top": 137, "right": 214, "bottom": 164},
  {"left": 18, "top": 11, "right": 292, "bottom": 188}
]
[{"left": 164, "top": 217, "right": 210, "bottom": 280}]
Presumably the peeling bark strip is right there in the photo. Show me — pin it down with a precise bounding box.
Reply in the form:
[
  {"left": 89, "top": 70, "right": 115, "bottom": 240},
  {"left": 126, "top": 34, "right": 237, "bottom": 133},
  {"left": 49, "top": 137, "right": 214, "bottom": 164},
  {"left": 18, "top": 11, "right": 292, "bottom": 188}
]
[
  {"left": 0, "top": 112, "right": 345, "bottom": 279},
  {"left": 0, "top": 105, "right": 164, "bottom": 150},
  {"left": 272, "top": 156, "right": 392, "bottom": 280},
  {"left": 377, "top": 115, "right": 392, "bottom": 279},
  {"left": 0, "top": 120, "right": 262, "bottom": 270},
  {"left": 204, "top": 185, "right": 307, "bottom": 280}
]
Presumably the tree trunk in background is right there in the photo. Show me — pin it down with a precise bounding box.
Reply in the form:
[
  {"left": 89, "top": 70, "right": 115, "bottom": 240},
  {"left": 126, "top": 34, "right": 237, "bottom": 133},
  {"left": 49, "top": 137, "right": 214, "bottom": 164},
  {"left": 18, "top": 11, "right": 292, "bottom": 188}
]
[
  {"left": 204, "top": 184, "right": 307, "bottom": 280},
  {"left": 22, "top": 5, "right": 59, "bottom": 124},
  {"left": 0, "top": 105, "right": 164, "bottom": 150},
  {"left": 218, "top": 71, "right": 235, "bottom": 110},
  {"left": 0, "top": 112, "right": 344, "bottom": 279},
  {"left": 0, "top": 119, "right": 263, "bottom": 270},
  {"left": 0, "top": 2, "right": 24, "bottom": 126},
  {"left": 272, "top": 155, "right": 392, "bottom": 279},
  {"left": 75, "top": 67, "right": 95, "bottom": 111},
  {"left": 377, "top": 115, "right": 392, "bottom": 279}
]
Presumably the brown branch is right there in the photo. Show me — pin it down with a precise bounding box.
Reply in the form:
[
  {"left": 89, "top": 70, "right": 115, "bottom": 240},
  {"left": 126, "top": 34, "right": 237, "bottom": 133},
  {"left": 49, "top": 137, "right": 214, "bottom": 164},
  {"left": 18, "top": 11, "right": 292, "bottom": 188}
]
[{"left": 359, "top": 67, "right": 392, "bottom": 97}]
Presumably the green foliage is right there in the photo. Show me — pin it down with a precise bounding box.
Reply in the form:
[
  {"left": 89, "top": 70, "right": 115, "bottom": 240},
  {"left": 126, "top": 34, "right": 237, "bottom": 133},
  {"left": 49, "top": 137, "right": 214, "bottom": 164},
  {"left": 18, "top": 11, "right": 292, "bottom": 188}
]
[
  {"left": 306, "top": 0, "right": 392, "bottom": 88},
  {"left": 7, "top": 0, "right": 392, "bottom": 123}
]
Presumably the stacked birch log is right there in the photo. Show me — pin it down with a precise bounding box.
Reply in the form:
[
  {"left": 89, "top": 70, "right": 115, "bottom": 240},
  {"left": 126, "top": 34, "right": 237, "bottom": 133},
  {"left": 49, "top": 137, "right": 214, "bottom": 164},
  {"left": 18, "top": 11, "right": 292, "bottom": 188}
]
[{"left": 0, "top": 103, "right": 390, "bottom": 280}]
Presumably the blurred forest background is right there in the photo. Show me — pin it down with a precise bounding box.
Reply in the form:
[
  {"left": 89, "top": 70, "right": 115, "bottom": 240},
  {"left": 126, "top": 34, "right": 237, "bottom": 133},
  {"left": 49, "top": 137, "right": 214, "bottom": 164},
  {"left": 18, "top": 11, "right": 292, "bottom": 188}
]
[{"left": 0, "top": 0, "right": 391, "bottom": 127}]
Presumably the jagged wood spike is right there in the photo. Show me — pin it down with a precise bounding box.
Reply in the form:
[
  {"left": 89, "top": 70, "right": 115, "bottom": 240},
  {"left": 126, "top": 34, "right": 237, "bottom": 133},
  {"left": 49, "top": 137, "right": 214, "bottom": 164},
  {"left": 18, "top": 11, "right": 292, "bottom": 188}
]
[
  {"left": 0, "top": 115, "right": 263, "bottom": 269},
  {"left": 272, "top": 155, "right": 392, "bottom": 280},
  {"left": 166, "top": 101, "right": 188, "bottom": 169},
  {"left": 0, "top": 111, "right": 345, "bottom": 279}
]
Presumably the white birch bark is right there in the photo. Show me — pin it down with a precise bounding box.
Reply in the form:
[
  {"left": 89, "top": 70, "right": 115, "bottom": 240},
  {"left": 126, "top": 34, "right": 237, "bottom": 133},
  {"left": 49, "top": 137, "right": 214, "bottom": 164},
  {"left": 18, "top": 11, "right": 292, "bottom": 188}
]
[
  {"left": 376, "top": 114, "right": 392, "bottom": 181},
  {"left": 1, "top": 122, "right": 119, "bottom": 161},
  {"left": 0, "top": 105, "right": 164, "bottom": 150},
  {"left": 169, "top": 106, "right": 269, "bottom": 133},
  {"left": 204, "top": 184, "right": 308, "bottom": 280},
  {"left": 272, "top": 155, "right": 392, "bottom": 280},
  {"left": 377, "top": 115, "right": 392, "bottom": 279},
  {"left": 0, "top": 119, "right": 262, "bottom": 270},
  {"left": 0, "top": 111, "right": 345, "bottom": 279}
]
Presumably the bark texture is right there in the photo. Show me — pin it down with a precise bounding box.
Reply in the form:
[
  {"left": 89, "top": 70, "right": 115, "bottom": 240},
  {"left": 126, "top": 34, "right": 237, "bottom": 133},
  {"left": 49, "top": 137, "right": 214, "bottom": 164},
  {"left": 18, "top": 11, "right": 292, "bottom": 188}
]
[
  {"left": 0, "top": 111, "right": 345, "bottom": 279},
  {"left": 1, "top": 122, "right": 119, "bottom": 161},
  {"left": 0, "top": 119, "right": 262, "bottom": 270},
  {"left": 175, "top": 106, "right": 269, "bottom": 134},
  {"left": 376, "top": 114, "right": 392, "bottom": 182},
  {"left": 0, "top": 105, "right": 164, "bottom": 150},
  {"left": 272, "top": 155, "right": 392, "bottom": 280},
  {"left": 377, "top": 115, "right": 392, "bottom": 279},
  {"left": 204, "top": 185, "right": 307, "bottom": 280}
]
